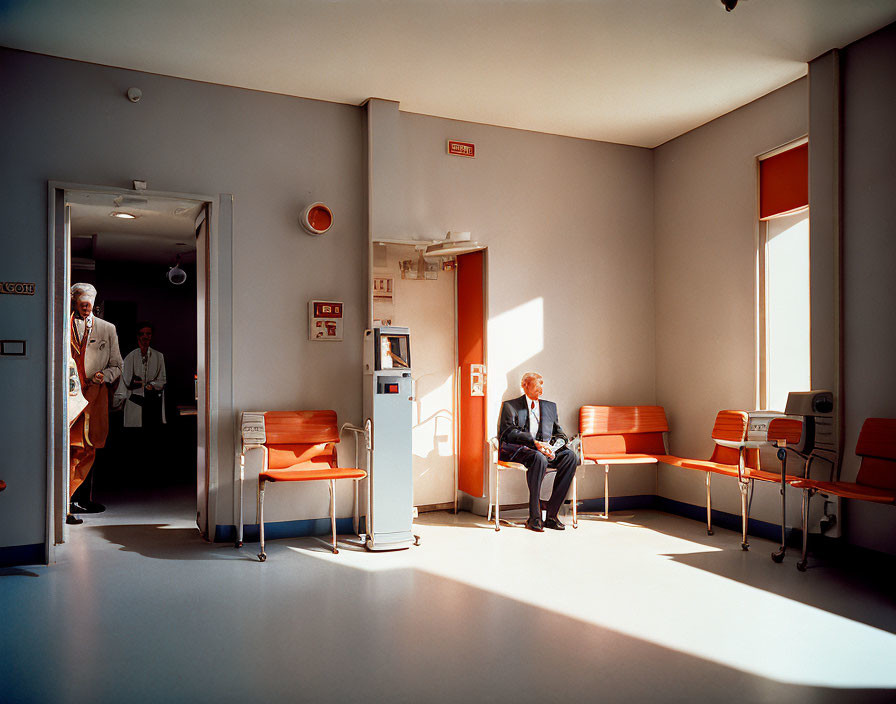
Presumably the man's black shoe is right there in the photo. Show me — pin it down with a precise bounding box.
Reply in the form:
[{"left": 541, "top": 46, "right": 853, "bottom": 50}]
[
  {"left": 544, "top": 517, "right": 566, "bottom": 531},
  {"left": 69, "top": 501, "right": 88, "bottom": 514},
  {"left": 82, "top": 500, "right": 106, "bottom": 513},
  {"left": 525, "top": 518, "right": 544, "bottom": 532},
  {"left": 66, "top": 513, "right": 83, "bottom": 525}
]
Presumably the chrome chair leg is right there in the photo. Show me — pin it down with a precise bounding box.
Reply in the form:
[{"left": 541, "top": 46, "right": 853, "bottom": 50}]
[
  {"left": 797, "top": 488, "right": 813, "bottom": 571},
  {"left": 236, "top": 453, "right": 245, "bottom": 548},
  {"left": 603, "top": 464, "right": 610, "bottom": 519},
  {"left": 739, "top": 479, "right": 749, "bottom": 550},
  {"left": 494, "top": 465, "right": 501, "bottom": 531},
  {"left": 572, "top": 475, "right": 578, "bottom": 528},
  {"left": 705, "top": 472, "right": 713, "bottom": 535},
  {"left": 257, "top": 482, "right": 267, "bottom": 562},
  {"left": 329, "top": 479, "right": 338, "bottom": 554},
  {"left": 772, "top": 449, "right": 788, "bottom": 563}
]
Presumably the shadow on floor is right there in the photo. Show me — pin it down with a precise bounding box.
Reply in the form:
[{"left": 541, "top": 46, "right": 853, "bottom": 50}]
[
  {"left": 94, "top": 523, "right": 368, "bottom": 561},
  {"left": 608, "top": 510, "right": 896, "bottom": 635},
  {"left": 0, "top": 567, "right": 40, "bottom": 578}
]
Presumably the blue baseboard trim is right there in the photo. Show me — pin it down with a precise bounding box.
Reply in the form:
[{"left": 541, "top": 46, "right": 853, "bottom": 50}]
[
  {"left": 654, "top": 496, "right": 797, "bottom": 545},
  {"left": 576, "top": 494, "right": 656, "bottom": 514},
  {"left": 215, "top": 495, "right": 796, "bottom": 547},
  {"left": 214, "top": 516, "right": 360, "bottom": 544},
  {"left": 0, "top": 543, "right": 44, "bottom": 567},
  {"left": 576, "top": 494, "right": 799, "bottom": 546}
]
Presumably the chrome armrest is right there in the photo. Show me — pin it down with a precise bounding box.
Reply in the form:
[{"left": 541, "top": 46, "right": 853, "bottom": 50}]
[{"left": 340, "top": 423, "right": 368, "bottom": 470}]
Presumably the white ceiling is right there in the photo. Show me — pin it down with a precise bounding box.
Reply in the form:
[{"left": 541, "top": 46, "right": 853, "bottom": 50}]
[
  {"left": 3, "top": 0, "right": 896, "bottom": 147},
  {"left": 68, "top": 191, "right": 201, "bottom": 264}
]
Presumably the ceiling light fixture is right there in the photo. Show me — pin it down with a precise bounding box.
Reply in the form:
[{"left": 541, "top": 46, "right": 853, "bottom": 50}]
[
  {"left": 110, "top": 211, "right": 137, "bottom": 219},
  {"left": 167, "top": 254, "right": 187, "bottom": 286}
]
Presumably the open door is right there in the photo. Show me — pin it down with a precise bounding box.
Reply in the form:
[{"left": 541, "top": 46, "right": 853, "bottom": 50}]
[
  {"left": 195, "top": 208, "right": 210, "bottom": 537},
  {"left": 456, "top": 249, "right": 487, "bottom": 497}
]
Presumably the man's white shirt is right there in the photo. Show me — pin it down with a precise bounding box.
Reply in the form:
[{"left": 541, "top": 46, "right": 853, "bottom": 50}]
[{"left": 527, "top": 397, "right": 540, "bottom": 436}]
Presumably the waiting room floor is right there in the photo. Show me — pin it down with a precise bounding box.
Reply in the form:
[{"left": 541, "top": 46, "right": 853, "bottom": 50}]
[{"left": 3, "top": 486, "right": 896, "bottom": 703}]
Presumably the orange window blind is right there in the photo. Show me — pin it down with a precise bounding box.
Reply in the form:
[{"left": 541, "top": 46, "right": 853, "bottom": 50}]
[{"left": 759, "top": 142, "right": 808, "bottom": 220}]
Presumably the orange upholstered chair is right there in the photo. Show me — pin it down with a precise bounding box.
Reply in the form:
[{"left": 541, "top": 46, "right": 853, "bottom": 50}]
[
  {"left": 243, "top": 410, "right": 366, "bottom": 561},
  {"left": 789, "top": 418, "right": 896, "bottom": 571},
  {"left": 578, "top": 405, "right": 668, "bottom": 522}
]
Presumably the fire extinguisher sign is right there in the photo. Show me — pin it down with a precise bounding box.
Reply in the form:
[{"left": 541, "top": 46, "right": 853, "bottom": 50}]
[{"left": 309, "top": 300, "right": 344, "bottom": 341}]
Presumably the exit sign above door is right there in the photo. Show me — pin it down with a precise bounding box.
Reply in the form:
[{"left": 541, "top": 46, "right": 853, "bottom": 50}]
[{"left": 447, "top": 140, "right": 475, "bottom": 158}]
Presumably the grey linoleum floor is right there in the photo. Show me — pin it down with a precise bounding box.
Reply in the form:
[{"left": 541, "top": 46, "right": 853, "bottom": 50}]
[{"left": 3, "top": 486, "right": 896, "bottom": 704}]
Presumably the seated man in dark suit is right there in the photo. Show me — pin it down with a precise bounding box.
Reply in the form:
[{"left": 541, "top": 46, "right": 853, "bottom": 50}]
[{"left": 498, "top": 372, "right": 578, "bottom": 532}]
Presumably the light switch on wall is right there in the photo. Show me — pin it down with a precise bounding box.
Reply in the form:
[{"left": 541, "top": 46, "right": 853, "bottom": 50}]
[{"left": 0, "top": 340, "right": 26, "bottom": 356}]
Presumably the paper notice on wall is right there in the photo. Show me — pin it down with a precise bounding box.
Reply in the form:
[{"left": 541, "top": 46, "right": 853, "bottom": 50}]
[{"left": 309, "top": 300, "right": 344, "bottom": 341}]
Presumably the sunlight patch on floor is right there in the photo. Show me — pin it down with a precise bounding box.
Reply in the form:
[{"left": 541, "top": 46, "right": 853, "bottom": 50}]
[{"left": 299, "top": 511, "right": 896, "bottom": 689}]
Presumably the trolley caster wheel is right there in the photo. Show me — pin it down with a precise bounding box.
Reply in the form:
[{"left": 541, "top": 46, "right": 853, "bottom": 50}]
[
  {"left": 413, "top": 535, "right": 421, "bottom": 546},
  {"left": 771, "top": 550, "right": 785, "bottom": 563},
  {"left": 741, "top": 542, "right": 749, "bottom": 551},
  {"left": 707, "top": 529, "right": 714, "bottom": 536},
  {"left": 797, "top": 560, "right": 808, "bottom": 572},
  {"left": 258, "top": 553, "right": 266, "bottom": 562}
]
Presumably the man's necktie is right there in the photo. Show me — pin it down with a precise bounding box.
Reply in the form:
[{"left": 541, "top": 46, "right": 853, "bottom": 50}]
[{"left": 529, "top": 400, "right": 538, "bottom": 437}]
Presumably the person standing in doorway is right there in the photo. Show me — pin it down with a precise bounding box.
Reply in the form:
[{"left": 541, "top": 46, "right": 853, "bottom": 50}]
[
  {"left": 68, "top": 283, "right": 122, "bottom": 524},
  {"left": 116, "top": 322, "right": 167, "bottom": 432}
]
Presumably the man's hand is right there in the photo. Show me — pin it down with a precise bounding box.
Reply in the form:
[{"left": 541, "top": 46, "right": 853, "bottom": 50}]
[
  {"left": 535, "top": 440, "right": 555, "bottom": 460},
  {"left": 91, "top": 371, "right": 105, "bottom": 385}
]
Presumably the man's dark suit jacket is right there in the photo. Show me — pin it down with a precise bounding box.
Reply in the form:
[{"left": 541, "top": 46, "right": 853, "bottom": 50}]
[{"left": 498, "top": 395, "right": 568, "bottom": 449}]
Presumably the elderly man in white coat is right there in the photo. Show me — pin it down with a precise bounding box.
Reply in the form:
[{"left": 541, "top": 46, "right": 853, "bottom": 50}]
[
  {"left": 116, "top": 322, "right": 167, "bottom": 429},
  {"left": 68, "top": 282, "right": 122, "bottom": 524}
]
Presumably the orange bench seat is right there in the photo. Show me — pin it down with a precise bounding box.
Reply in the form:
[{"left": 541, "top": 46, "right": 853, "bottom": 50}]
[{"left": 260, "top": 467, "right": 367, "bottom": 483}]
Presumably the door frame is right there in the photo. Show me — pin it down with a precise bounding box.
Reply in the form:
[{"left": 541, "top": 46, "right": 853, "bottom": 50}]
[{"left": 46, "top": 181, "right": 233, "bottom": 560}]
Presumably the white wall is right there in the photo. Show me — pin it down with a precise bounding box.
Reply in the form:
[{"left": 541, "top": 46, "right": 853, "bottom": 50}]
[
  {"left": 653, "top": 79, "right": 808, "bottom": 522},
  {"left": 839, "top": 22, "right": 896, "bottom": 554},
  {"left": 0, "top": 48, "right": 367, "bottom": 551},
  {"left": 395, "top": 113, "right": 657, "bottom": 506}
]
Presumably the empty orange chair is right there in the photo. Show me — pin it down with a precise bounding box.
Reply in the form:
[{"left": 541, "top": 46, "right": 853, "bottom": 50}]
[
  {"left": 789, "top": 418, "right": 896, "bottom": 571},
  {"left": 244, "top": 410, "right": 366, "bottom": 561},
  {"left": 655, "top": 410, "right": 761, "bottom": 544},
  {"left": 578, "top": 406, "right": 667, "bottom": 522}
]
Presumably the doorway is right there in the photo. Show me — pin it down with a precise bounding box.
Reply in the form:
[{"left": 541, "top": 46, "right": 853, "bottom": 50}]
[
  {"left": 369, "top": 240, "right": 488, "bottom": 513},
  {"left": 47, "top": 183, "right": 226, "bottom": 557}
]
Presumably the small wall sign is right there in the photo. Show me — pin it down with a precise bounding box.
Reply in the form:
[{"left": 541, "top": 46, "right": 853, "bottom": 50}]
[
  {"left": 1, "top": 282, "right": 35, "bottom": 295},
  {"left": 309, "top": 300, "right": 344, "bottom": 341},
  {"left": 447, "top": 140, "right": 475, "bottom": 158}
]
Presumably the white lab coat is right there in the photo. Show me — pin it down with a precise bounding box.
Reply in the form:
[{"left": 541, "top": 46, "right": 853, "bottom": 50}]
[{"left": 117, "top": 347, "right": 167, "bottom": 427}]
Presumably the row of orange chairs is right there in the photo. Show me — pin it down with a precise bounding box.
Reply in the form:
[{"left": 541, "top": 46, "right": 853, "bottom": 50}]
[{"left": 577, "top": 406, "right": 895, "bottom": 570}]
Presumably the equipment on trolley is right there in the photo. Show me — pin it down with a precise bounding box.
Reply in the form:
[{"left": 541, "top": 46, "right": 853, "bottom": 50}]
[{"left": 362, "top": 326, "right": 418, "bottom": 551}]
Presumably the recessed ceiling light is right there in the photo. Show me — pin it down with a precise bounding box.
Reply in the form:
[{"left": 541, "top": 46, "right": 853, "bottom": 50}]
[{"left": 110, "top": 211, "right": 137, "bottom": 219}]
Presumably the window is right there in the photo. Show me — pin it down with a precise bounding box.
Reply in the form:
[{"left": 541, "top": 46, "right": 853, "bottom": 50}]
[
  {"left": 758, "top": 141, "right": 810, "bottom": 411},
  {"left": 762, "top": 209, "right": 810, "bottom": 410}
]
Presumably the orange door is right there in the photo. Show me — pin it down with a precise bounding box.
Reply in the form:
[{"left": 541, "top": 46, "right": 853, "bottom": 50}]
[{"left": 456, "top": 250, "right": 486, "bottom": 497}]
